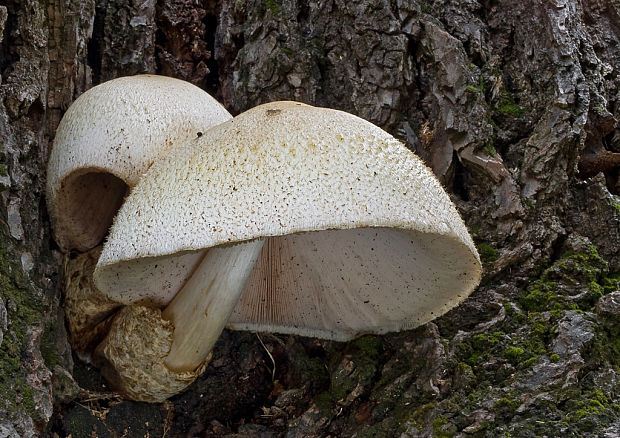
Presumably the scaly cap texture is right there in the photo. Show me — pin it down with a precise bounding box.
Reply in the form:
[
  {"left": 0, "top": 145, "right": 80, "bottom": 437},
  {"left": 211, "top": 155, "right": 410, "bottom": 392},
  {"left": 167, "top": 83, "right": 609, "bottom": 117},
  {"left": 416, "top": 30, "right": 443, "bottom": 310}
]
[
  {"left": 46, "top": 74, "right": 232, "bottom": 251},
  {"left": 95, "top": 101, "right": 482, "bottom": 339}
]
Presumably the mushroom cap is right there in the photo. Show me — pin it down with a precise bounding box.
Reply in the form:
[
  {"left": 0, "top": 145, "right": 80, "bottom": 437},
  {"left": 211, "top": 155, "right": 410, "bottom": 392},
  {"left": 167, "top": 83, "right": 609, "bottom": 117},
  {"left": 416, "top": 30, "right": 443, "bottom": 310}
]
[
  {"left": 94, "top": 101, "right": 482, "bottom": 340},
  {"left": 46, "top": 74, "right": 232, "bottom": 252}
]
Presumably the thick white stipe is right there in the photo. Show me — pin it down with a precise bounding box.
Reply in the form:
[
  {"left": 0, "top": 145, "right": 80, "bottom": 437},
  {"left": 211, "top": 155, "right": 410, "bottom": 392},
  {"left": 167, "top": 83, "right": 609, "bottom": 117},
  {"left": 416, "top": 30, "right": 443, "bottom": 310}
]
[{"left": 162, "top": 239, "right": 265, "bottom": 372}]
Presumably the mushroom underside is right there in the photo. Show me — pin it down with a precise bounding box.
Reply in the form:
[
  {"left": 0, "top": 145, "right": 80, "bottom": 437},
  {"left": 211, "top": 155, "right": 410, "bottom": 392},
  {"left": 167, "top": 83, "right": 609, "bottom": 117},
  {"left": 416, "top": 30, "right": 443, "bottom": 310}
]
[
  {"left": 56, "top": 170, "right": 129, "bottom": 251},
  {"left": 96, "top": 226, "right": 480, "bottom": 341}
]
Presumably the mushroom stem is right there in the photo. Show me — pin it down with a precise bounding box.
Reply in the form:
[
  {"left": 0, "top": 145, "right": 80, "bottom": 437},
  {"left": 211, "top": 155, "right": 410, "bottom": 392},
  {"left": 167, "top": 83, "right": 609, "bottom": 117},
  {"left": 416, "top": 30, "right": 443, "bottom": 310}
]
[{"left": 162, "top": 239, "right": 265, "bottom": 372}]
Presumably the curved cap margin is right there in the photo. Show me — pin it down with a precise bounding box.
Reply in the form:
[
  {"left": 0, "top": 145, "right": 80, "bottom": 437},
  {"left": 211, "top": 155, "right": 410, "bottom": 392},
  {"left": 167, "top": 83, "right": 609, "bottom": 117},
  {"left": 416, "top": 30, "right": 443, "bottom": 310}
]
[
  {"left": 46, "top": 75, "right": 231, "bottom": 251},
  {"left": 94, "top": 101, "right": 482, "bottom": 335}
]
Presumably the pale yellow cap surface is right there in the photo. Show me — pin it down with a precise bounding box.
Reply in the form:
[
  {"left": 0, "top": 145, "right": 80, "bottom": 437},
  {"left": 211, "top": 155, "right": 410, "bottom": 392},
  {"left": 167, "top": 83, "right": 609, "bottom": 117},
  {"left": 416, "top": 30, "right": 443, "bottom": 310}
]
[{"left": 95, "top": 101, "right": 482, "bottom": 340}]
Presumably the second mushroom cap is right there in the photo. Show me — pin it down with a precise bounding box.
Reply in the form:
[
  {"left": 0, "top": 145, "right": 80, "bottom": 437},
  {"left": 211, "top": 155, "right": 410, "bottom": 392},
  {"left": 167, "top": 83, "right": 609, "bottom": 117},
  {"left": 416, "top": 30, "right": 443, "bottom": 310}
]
[{"left": 46, "top": 74, "right": 231, "bottom": 252}]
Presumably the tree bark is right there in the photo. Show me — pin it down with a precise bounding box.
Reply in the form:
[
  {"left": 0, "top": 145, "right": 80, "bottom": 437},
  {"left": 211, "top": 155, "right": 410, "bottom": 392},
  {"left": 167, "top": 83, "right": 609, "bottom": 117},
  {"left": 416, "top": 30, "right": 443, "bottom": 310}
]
[{"left": 1, "top": 0, "right": 619, "bottom": 436}]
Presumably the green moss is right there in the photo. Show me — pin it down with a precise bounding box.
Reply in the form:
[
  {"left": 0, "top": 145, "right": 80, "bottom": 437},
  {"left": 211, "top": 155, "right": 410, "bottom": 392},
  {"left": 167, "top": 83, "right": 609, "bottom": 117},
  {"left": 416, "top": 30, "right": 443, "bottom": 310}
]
[
  {"left": 565, "top": 389, "right": 619, "bottom": 426},
  {"left": 338, "top": 242, "right": 619, "bottom": 437},
  {"left": 521, "top": 245, "right": 611, "bottom": 313},
  {"left": 460, "top": 331, "right": 504, "bottom": 366},
  {"left": 522, "top": 280, "right": 559, "bottom": 312},
  {"left": 329, "top": 336, "right": 383, "bottom": 401},
  {"left": 498, "top": 101, "right": 523, "bottom": 117},
  {"left": 352, "top": 335, "right": 382, "bottom": 360},
  {"left": 522, "top": 355, "right": 538, "bottom": 367},
  {"left": 432, "top": 417, "right": 456, "bottom": 438},
  {"left": 0, "top": 163, "right": 8, "bottom": 177},
  {"left": 466, "top": 84, "right": 481, "bottom": 93},
  {"left": 0, "top": 240, "right": 42, "bottom": 418},
  {"left": 601, "top": 272, "right": 620, "bottom": 295},
  {"left": 313, "top": 391, "right": 334, "bottom": 412},
  {"left": 477, "top": 242, "right": 499, "bottom": 265},
  {"left": 357, "top": 243, "right": 620, "bottom": 437},
  {"left": 502, "top": 301, "right": 515, "bottom": 316},
  {"left": 458, "top": 308, "right": 554, "bottom": 379},
  {"left": 264, "top": 0, "right": 280, "bottom": 13},
  {"left": 495, "top": 397, "right": 519, "bottom": 412},
  {"left": 280, "top": 47, "right": 293, "bottom": 56},
  {"left": 405, "top": 402, "right": 435, "bottom": 429},
  {"left": 588, "top": 281, "right": 604, "bottom": 301},
  {"left": 496, "top": 89, "right": 524, "bottom": 118},
  {"left": 503, "top": 346, "right": 524, "bottom": 363},
  {"left": 525, "top": 317, "right": 553, "bottom": 352},
  {"left": 556, "top": 245, "right": 606, "bottom": 282},
  {"left": 484, "top": 142, "right": 497, "bottom": 157}
]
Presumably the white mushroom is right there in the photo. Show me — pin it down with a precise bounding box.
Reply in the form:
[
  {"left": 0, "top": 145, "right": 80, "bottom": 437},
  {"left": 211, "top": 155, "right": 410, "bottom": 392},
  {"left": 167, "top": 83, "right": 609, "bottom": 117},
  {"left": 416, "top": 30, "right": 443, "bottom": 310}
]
[
  {"left": 46, "top": 74, "right": 232, "bottom": 359},
  {"left": 47, "top": 74, "right": 231, "bottom": 252},
  {"left": 92, "top": 101, "right": 481, "bottom": 402}
]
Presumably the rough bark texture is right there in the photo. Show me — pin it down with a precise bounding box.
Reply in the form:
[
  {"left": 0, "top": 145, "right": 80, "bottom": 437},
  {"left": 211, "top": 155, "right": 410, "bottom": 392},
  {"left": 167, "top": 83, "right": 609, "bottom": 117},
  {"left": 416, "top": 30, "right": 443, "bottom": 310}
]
[{"left": 1, "top": 0, "right": 619, "bottom": 436}]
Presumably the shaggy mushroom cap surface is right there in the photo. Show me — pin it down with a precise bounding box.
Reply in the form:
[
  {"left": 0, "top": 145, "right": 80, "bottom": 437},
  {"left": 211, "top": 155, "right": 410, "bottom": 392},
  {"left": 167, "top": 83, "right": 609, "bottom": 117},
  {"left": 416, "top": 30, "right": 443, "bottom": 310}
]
[
  {"left": 46, "top": 74, "right": 231, "bottom": 252},
  {"left": 94, "top": 101, "right": 481, "bottom": 340}
]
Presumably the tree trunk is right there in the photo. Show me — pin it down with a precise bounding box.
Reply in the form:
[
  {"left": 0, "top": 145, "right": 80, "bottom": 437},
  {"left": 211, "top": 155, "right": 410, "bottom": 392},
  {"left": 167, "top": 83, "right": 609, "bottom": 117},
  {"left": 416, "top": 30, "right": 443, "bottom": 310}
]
[{"left": 1, "top": 0, "right": 619, "bottom": 436}]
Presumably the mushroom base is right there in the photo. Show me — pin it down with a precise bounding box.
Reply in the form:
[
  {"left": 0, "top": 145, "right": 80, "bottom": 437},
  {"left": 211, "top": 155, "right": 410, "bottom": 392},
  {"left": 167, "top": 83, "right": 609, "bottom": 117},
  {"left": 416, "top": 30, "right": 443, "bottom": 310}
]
[
  {"left": 64, "top": 246, "right": 122, "bottom": 361},
  {"left": 94, "top": 305, "right": 209, "bottom": 403}
]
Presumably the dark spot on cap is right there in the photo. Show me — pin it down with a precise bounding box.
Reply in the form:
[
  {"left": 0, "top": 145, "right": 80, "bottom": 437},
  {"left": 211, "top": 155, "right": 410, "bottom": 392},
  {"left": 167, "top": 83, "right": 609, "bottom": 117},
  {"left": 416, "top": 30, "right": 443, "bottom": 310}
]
[
  {"left": 267, "top": 109, "right": 282, "bottom": 116},
  {"left": 197, "top": 132, "right": 203, "bottom": 137}
]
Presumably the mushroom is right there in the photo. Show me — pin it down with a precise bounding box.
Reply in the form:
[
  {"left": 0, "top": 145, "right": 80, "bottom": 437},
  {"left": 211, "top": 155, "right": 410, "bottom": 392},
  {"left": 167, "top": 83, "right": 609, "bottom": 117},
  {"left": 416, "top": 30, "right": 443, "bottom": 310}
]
[
  {"left": 47, "top": 74, "right": 231, "bottom": 252},
  {"left": 92, "top": 101, "right": 482, "bottom": 402},
  {"left": 46, "top": 74, "right": 232, "bottom": 358}
]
